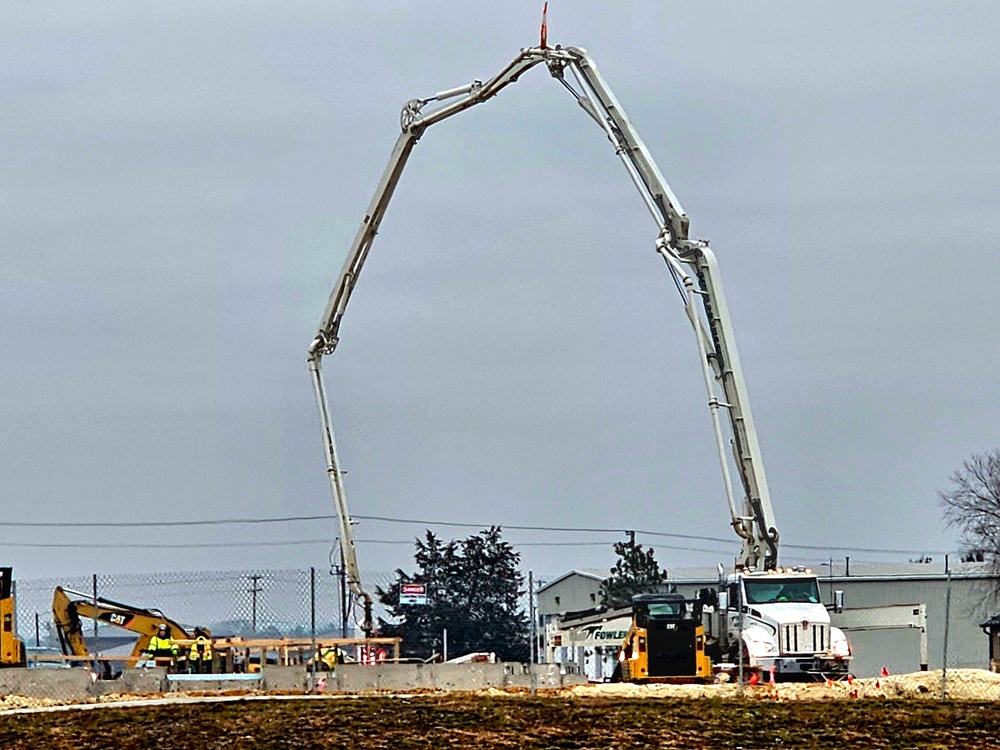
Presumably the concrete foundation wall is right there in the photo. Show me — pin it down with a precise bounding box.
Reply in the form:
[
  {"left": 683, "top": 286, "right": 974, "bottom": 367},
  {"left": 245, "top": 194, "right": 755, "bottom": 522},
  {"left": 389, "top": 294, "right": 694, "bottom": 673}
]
[
  {"left": 0, "top": 663, "right": 577, "bottom": 699},
  {"left": 0, "top": 668, "right": 95, "bottom": 700},
  {"left": 121, "top": 668, "right": 167, "bottom": 694},
  {"left": 504, "top": 663, "right": 588, "bottom": 689},
  {"left": 262, "top": 665, "right": 308, "bottom": 692},
  {"left": 331, "top": 662, "right": 585, "bottom": 692}
]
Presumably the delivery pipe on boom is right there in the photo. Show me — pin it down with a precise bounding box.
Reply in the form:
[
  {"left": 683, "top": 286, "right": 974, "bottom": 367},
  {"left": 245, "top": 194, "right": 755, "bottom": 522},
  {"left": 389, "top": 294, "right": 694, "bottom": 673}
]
[
  {"left": 309, "top": 42, "right": 781, "bottom": 628},
  {"left": 308, "top": 48, "right": 551, "bottom": 638}
]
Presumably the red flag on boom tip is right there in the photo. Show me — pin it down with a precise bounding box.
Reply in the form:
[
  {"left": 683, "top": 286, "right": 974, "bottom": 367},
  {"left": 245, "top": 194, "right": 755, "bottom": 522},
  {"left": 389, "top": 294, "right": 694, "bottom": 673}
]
[{"left": 540, "top": 3, "right": 548, "bottom": 49}]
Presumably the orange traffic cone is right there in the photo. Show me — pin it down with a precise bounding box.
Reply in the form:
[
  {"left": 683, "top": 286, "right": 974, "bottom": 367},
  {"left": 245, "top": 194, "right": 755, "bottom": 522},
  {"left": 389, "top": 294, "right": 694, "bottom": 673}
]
[
  {"left": 749, "top": 672, "right": 760, "bottom": 685},
  {"left": 880, "top": 666, "right": 890, "bottom": 677}
]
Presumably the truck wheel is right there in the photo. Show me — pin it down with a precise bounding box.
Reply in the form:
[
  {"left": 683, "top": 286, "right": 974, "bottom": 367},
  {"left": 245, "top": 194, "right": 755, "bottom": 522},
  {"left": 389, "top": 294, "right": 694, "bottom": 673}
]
[{"left": 610, "top": 663, "right": 623, "bottom": 683}]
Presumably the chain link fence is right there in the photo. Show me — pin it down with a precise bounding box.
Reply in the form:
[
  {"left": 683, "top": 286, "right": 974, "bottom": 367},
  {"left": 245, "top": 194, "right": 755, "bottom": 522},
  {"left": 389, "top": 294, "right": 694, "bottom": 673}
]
[
  {"left": 3, "top": 567, "right": 405, "bottom": 703},
  {"left": 14, "top": 568, "right": 402, "bottom": 649},
  {"left": 7, "top": 568, "right": 1000, "bottom": 703},
  {"left": 13, "top": 568, "right": 397, "bottom": 672}
]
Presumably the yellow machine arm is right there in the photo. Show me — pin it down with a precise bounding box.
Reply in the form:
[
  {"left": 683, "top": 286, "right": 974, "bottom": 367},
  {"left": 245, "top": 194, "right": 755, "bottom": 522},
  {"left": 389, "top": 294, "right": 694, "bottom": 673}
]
[{"left": 52, "top": 586, "right": 204, "bottom": 667}]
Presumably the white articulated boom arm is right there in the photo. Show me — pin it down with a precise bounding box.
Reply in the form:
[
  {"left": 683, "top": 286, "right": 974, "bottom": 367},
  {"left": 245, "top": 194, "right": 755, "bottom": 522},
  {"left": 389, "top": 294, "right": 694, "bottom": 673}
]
[
  {"left": 554, "top": 47, "right": 780, "bottom": 569},
  {"left": 308, "top": 48, "right": 552, "bottom": 636},
  {"left": 309, "top": 46, "right": 779, "bottom": 625}
]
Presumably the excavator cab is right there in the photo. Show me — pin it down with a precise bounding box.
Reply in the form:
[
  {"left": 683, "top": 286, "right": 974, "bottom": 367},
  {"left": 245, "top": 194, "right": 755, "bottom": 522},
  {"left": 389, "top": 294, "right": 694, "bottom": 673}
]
[{"left": 1, "top": 568, "right": 26, "bottom": 668}]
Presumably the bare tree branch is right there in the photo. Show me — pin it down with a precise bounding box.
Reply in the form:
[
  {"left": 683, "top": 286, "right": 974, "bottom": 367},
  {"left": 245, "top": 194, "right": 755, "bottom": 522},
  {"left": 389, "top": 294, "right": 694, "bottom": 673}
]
[{"left": 940, "top": 448, "right": 1000, "bottom": 602}]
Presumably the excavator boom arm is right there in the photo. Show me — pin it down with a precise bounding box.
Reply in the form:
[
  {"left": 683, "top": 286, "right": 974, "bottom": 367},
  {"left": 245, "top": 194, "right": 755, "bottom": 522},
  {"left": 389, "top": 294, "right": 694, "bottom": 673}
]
[{"left": 52, "top": 587, "right": 199, "bottom": 666}]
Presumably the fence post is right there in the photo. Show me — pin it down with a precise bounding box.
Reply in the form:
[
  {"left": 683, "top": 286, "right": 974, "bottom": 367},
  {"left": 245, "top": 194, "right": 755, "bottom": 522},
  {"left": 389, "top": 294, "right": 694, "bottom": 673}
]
[
  {"left": 529, "top": 571, "right": 536, "bottom": 695},
  {"left": 941, "top": 569, "right": 952, "bottom": 699},
  {"left": 310, "top": 567, "right": 317, "bottom": 693},
  {"left": 249, "top": 574, "right": 262, "bottom": 635},
  {"left": 92, "top": 574, "right": 98, "bottom": 639}
]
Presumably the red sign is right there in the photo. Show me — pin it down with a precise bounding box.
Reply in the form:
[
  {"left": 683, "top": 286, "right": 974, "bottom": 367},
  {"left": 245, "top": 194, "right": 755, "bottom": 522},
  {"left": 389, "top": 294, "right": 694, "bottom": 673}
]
[{"left": 399, "top": 583, "right": 428, "bottom": 605}]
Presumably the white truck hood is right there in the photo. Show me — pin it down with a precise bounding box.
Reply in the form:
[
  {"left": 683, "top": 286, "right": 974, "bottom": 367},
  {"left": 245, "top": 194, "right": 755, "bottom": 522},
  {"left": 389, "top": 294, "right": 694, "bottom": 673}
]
[{"left": 751, "top": 602, "right": 831, "bottom": 626}]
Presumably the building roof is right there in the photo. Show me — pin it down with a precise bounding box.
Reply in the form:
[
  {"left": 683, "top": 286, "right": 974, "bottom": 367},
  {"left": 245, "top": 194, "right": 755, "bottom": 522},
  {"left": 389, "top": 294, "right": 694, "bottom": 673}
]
[
  {"left": 537, "top": 569, "right": 606, "bottom": 594},
  {"left": 539, "top": 561, "right": 998, "bottom": 593},
  {"left": 980, "top": 613, "right": 1000, "bottom": 630}
]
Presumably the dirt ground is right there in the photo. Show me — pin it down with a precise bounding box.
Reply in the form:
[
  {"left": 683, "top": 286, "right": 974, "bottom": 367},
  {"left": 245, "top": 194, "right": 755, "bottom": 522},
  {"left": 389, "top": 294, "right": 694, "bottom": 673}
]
[
  {"left": 3, "top": 692, "right": 1000, "bottom": 749},
  {"left": 3, "top": 670, "right": 1000, "bottom": 748}
]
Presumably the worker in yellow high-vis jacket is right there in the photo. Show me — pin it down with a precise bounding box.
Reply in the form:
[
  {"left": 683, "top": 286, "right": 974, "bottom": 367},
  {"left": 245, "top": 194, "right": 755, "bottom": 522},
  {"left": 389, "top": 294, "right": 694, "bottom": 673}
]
[
  {"left": 144, "top": 623, "right": 179, "bottom": 666},
  {"left": 188, "top": 628, "right": 213, "bottom": 674}
]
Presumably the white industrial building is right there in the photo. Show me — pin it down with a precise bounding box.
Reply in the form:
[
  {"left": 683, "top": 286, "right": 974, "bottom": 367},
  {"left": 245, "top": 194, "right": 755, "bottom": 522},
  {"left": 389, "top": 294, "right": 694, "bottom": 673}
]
[{"left": 538, "top": 560, "right": 999, "bottom": 680}]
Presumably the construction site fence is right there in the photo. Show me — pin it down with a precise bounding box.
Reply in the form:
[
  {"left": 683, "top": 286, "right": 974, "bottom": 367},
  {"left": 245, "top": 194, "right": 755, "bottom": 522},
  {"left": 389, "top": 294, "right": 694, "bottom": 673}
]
[
  {"left": 7, "top": 568, "right": 1000, "bottom": 702},
  {"left": 13, "top": 567, "right": 401, "bottom": 655}
]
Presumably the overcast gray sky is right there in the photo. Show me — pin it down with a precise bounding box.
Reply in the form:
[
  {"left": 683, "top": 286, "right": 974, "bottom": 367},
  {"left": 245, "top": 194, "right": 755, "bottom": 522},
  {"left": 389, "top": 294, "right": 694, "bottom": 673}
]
[{"left": 4, "top": 1, "right": 999, "bottom": 581}]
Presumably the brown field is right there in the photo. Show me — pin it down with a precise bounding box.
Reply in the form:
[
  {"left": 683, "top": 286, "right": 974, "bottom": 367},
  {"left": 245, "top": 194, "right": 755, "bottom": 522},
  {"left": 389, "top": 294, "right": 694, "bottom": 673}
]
[{"left": 3, "top": 692, "right": 1000, "bottom": 749}]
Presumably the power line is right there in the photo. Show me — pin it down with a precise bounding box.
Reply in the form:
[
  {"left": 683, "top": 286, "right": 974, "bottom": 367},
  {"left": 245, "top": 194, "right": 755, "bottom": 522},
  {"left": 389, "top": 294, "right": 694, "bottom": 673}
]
[
  {"left": 0, "top": 515, "right": 333, "bottom": 529},
  {"left": 0, "top": 539, "right": 334, "bottom": 550},
  {"left": 0, "top": 537, "right": 726, "bottom": 553},
  {"left": 358, "top": 515, "right": 953, "bottom": 556},
  {"left": 0, "top": 512, "right": 952, "bottom": 556}
]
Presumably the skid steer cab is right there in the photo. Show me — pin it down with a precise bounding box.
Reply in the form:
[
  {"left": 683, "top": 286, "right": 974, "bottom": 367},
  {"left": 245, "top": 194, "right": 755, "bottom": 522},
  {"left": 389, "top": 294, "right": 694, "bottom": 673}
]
[{"left": 613, "top": 593, "right": 711, "bottom": 684}]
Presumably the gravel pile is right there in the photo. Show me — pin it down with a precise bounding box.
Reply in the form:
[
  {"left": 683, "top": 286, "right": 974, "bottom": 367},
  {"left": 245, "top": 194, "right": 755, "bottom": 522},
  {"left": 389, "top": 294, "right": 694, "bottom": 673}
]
[
  {"left": 561, "top": 669, "right": 1000, "bottom": 700},
  {"left": 0, "top": 695, "right": 61, "bottom": 710}
]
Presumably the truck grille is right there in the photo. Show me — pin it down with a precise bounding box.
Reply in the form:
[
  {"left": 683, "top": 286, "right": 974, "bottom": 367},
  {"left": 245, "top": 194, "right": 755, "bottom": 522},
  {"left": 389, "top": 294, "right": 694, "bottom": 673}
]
[{"left": 779, "top": 622, "right": 829, "bottom": 655}]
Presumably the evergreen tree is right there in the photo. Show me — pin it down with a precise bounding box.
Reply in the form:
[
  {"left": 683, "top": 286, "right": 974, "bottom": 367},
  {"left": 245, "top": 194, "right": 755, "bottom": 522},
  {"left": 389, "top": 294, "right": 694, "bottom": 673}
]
[
  {"left": 599, "top": 536, "right": 668, "bottom": 609},
  {"left": 377, "top": 527, "right": 529, "bottom": 662}
]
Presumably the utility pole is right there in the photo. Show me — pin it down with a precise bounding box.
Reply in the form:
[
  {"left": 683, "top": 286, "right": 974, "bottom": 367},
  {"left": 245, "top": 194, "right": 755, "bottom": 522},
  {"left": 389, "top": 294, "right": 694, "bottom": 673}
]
[
  {"left": 329, "top": 542, "right": 349, "bottom": 638},
  {"left": 627, "top": 530, "right": 636, "bottom": 548},
  {"left": 248, "top": 574, "right": 262, "bottom": 635},
  {"left": 339, "top": 548, "right": 348, "bottom": 638}
]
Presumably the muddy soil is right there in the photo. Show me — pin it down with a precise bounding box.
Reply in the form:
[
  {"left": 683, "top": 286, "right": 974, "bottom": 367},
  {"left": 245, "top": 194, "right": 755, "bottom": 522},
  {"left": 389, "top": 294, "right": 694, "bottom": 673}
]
[{"left": 3, "top": 695, "right": 1000, "bottom": 749}]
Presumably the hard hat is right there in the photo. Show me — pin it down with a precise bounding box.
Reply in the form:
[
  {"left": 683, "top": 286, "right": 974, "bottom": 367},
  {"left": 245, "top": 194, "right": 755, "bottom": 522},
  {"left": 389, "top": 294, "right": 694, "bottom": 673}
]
[{"left": 157, "top": 623, "right": 167, "bottom": 632}]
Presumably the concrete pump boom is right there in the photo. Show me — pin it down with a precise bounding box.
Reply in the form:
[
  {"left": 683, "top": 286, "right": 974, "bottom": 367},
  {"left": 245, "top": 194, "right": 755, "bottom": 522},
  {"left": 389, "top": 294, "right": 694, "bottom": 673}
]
[{"left": 309, "top": 46, "right": 780, "bottom": 624}]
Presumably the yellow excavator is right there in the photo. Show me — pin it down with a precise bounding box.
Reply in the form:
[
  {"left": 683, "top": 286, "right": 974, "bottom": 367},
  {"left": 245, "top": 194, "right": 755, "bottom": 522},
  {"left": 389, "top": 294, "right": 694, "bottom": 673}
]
[
  {"left": 52, "top": 586, "right": 207, "bottom": 674},
  {"left": 1, "top": 567, "right": 26, "bottom": 668}
]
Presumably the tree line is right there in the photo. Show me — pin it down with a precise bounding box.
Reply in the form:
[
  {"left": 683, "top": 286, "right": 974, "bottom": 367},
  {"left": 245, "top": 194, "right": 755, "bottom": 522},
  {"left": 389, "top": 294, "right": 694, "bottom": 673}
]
[{"left": 375, "top": 526, "right": 667, "bottom": 661}]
